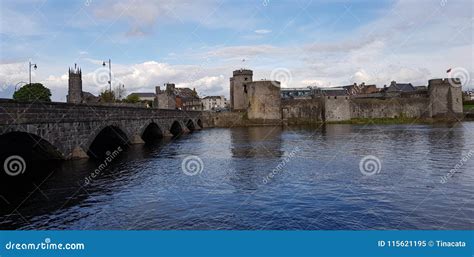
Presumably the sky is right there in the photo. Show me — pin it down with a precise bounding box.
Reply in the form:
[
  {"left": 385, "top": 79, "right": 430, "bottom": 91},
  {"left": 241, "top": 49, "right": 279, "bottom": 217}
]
[{"left": 0, "top": 0, "right": 473, "bottom": 101}]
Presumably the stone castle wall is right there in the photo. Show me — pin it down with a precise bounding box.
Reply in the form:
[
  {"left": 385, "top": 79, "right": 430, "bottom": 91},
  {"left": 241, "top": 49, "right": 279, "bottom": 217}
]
[
  {"left": 281, "top": 97, "right": 432, "bottom": 123},
  {"left": 282, "top": 98, "right": 322, "bottom": 124},
  {"left": 246, "top": 81, "right": 281, "bottom": 120},
  {"left": 351, "top": 97, "right": 431, "bottom": 119},
  {"left": 227, "top": 70, "right": 462, "bottom": 124},
  {"left": 323, "top": 96, "right": 351, "bottom": 122}
]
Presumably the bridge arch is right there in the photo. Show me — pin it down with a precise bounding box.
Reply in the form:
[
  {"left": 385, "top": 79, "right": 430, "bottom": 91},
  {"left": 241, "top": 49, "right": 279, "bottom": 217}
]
[
  {"left": 87, "top": 125, "right": 129, "bottom": 159},
  {"left": 185, "top": 119, "right": 196, "bottom": 132},
  {"left": 170, "top": 120, "right": 184, "bottom": 137},
  {"left": 141, "top": 122, "right": 164, "bottom": 143},
  {"left": 197, "top": 119, "right": 203, "bottom": 129},
  {"left": 0, "top": 131, "right": 63, "bottom": 163}
]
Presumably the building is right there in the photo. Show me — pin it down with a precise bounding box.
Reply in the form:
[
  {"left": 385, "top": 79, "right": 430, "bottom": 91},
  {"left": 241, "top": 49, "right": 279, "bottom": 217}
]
[
  {"left": 175, "top": 87, "right": 202, "bottom": 111},
  {"left": 126, "top": 92, "right": 155, "bottom": 107},
  {"left": 384, "top": 81, "right": 416, "bottom": 93},
  {"left": 246, "top": 80, "right": 281, "bottom": 120},
  {"left": 313, "top": 87, "right": 347, "bottom": 96},
  {"left": 343, "top": 83, "right": 379, "bottom": 95},
  {"left": 229, "top": 69, "right": 281, "bottom": 120},
  {"left": 82, "top": 92, "right": 99, "bottom": 103},
  {"left": 428, "top": 78, "right": 463, "bottom": 118},
  {"left": 67, "top": 65, "right": 98, "bottom": 103},
  {"left": 280, "top": 87, "right": 312, "bottom": 99},
  {"left": 202, "top": 96, "right": 228, "bottom": 111},
  {"left": 67, "top": 66, "right": 82, "bottom": 103},
  {"left": 462, "top": 91, "right": 473, "bottom": 101},
  {"left": 128, "top": 92, "right": 156, "bottom": 102},
  {"left": 156, "top": 83, "right": 176, "bottom": 109},
  {"left": 230, "top": 69, "right": 253, "bottom": 111}
]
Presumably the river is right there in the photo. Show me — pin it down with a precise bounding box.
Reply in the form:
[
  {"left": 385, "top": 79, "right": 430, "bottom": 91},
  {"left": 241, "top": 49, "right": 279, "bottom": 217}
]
[{"left": 1, "top": 123, "right": 473, "bottom": 230}]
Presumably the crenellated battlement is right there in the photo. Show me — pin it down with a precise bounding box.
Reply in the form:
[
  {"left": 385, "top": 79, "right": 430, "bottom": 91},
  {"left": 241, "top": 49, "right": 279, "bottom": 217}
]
[{"left": 233, "top": 69, "right": 253, "bottom": 76}]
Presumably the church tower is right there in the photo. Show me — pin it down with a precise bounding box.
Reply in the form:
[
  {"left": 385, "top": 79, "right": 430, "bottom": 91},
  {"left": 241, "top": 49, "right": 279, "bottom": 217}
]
[{"left": 67, "top": 64, "right": 82, "bottom": 103}]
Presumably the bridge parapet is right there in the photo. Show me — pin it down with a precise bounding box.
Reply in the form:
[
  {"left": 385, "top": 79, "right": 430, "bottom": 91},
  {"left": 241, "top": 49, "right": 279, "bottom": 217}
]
[{"left": 0, "top": 99, "right": 203, "bottom": 160}]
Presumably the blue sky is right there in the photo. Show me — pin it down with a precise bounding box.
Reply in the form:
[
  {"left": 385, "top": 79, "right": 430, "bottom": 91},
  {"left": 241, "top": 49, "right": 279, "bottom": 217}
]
[{"left": 0, "top": 0, "right": 472, "bottom": 101}]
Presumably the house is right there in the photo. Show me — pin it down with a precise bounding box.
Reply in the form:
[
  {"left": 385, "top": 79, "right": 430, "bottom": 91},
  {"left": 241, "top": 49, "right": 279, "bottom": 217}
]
[
  {"left": 82, "top": 92, "right": 99, "bottom": 103},
  {"left": 385, "top": 81, "right": 416, "bottom": 92},
  {"left": 415, "top": 86, "right": 428, "bottom": 91},
  {"left": 202, "top": 96, "right": 228, "bottom": 111},
  {"left": 175, "top": 87, "right": 202, "bottom": 111},
  {"left": 128, "top": 92, "right": 156, "bottom": 102},
  {"left": 343, "top": 83, "right": 379, "bottom": 95},
  {"left": 463, "top": 91, "right": 474, "bottom": 101}
]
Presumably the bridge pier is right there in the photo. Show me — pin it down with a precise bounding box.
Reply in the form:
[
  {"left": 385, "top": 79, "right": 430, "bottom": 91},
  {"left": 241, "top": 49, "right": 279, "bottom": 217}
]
[
  {"left": 130, "top": 134, "right": 145, "bottom": 144},
  {"left": 71, "top": 146, "right": 88, "bottom": 159},
  {"left": 163, "top": 131, "right": 174, "bottom": 137}
]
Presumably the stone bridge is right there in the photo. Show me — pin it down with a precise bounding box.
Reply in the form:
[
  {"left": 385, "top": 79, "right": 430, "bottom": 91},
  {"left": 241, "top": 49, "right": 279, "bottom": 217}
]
[{"left": 0, "top": 100, "right": 203, "bottom": 160}]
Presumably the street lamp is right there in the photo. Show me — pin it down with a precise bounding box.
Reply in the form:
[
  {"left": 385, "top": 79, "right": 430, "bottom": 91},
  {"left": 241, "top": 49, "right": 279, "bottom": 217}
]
[
  {"left": 14, "top": 81, "right": 27, "bottom": 92},
  {"left": 102, "top": 59, "right": 112, "bottom": 92},
  {"left": 29, "top": 61, "right": 37, "bottom": 85}
]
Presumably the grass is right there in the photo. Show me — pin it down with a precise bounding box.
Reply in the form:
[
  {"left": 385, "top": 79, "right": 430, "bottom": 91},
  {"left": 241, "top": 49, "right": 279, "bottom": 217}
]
[
  {"left": 463, "top": 104, "right": 474, "bottom": 111},
  {"left": 330, "top": 117, "right": 428, "bottom": 125}
]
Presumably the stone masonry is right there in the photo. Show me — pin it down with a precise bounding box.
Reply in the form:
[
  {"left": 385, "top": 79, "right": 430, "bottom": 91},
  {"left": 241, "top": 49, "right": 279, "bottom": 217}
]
[{"left": 0, "top": 100, "right": 202, "bottom": 159}]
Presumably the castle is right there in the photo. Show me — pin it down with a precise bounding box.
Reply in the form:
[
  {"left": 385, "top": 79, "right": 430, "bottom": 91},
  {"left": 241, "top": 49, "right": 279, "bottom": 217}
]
[
  {"left": 208, "top": 69, "right": 464, "bottom": 126},
  {"left": 65, "top": 65, "right": 463, "bottom": 124},
  {"left": 229, "top": 69, "right": 281, "bottom": 120}
]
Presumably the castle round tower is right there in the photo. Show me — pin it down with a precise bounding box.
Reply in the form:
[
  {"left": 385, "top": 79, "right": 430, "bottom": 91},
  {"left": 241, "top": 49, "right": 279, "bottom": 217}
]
[
  {"left": 67, "top": 66, "right": 82, "bottom": 103},
  {"left": 230, "top": 69, "right": 253, "bottom": 110}
]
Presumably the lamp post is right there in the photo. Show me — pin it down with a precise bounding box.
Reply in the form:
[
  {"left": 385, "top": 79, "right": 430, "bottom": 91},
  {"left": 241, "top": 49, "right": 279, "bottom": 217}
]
[
  {"left": 102, "top": 59, "right": 111, "bottom": 92},
  {"left": 14, "top": 81, "right": 27, "bottom": 92},
  {"left": 29, "top": 61, "right": 37, "bottom": 85}
]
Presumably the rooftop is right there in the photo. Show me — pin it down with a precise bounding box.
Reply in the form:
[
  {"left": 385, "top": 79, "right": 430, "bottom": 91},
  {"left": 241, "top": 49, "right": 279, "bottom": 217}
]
[{"left": 129, "top": 92, "right": 155, "bottom": 98}]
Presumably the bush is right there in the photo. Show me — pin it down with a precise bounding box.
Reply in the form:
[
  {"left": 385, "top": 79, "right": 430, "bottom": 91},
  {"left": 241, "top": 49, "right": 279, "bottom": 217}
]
[{"left": 13, "top": 83, "right": 51, "bottom": 102}]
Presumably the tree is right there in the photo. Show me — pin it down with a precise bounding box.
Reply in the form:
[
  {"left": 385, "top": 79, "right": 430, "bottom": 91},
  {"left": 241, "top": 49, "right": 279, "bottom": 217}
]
[
  {"left": 124, "top": 94, "right": 140, "bottom": 103},
  {"left": 99, "top": 89, "right": 115, "bottom": 103},
  {"left": 13, "top": 83, "right": 51, "bottom": 102}
]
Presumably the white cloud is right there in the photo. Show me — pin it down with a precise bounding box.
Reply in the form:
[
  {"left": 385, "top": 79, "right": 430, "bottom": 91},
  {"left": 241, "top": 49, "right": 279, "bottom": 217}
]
[
  {"left": 206, "top": 44, "right": 282, "bottom": 59},
  {"left": 254, "top": 29, "right": 271, "bottom": 34},
  {"left": 93, "top": 0, "right": 259, "bottom": 36},
  {"left": 2, "top": 0, "right": 472, "bottom": 102}
]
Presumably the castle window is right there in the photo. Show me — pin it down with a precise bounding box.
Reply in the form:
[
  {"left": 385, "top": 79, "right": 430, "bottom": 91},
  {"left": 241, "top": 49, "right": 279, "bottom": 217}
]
[
  {"left": 245, "top": 77, "right": 248, "bottom": 81},
  {"left": 335, "top": 96, "right": 337, "bottom": 99}
]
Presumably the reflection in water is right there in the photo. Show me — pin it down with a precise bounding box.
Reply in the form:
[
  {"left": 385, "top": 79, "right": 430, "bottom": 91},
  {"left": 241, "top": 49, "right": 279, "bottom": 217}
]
[
  {"left": 0, "top": 123, "right": 473, "bottom": 230},
  {"left": 230, "top": 127, "right": 284, "bottom": 158}
]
